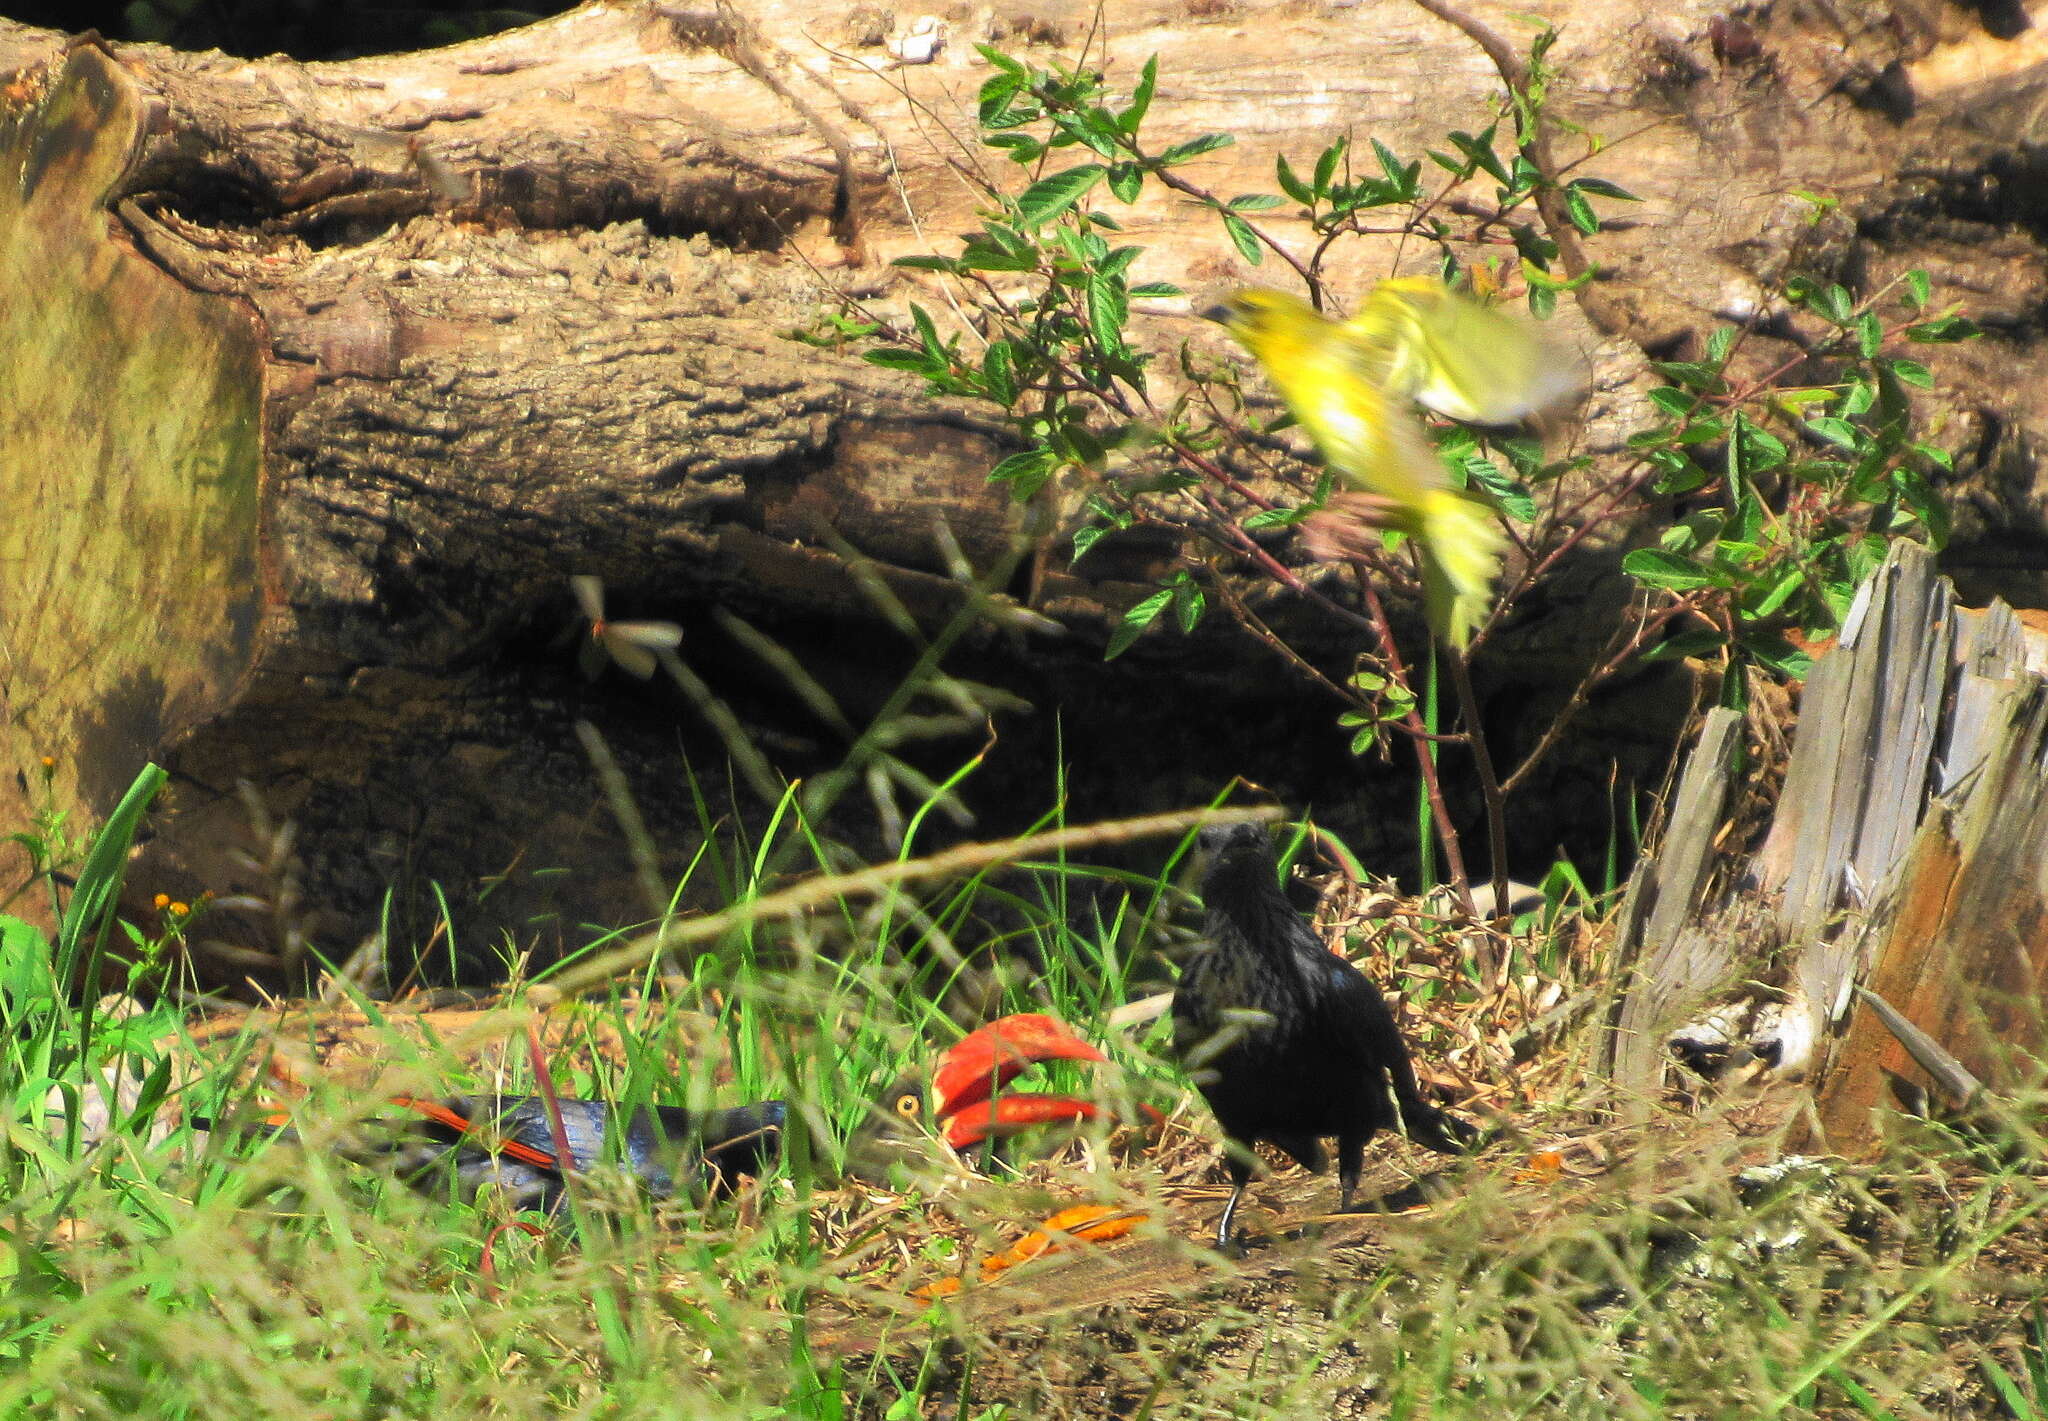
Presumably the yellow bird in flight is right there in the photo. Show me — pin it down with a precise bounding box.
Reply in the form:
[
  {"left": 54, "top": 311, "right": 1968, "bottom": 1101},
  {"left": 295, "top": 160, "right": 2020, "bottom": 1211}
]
[{"left": 1207, "top": 278, "right": 1574, "bottom": 649}]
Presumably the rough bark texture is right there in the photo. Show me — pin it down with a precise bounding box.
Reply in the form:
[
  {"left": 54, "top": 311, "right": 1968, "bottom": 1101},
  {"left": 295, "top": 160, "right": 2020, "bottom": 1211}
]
[
  {"left": 1600, "top": 541, "right": 2048, "bottom": 1156},
  {"left": 5, "top": 1, "right": 2048, "bottom": 979}
]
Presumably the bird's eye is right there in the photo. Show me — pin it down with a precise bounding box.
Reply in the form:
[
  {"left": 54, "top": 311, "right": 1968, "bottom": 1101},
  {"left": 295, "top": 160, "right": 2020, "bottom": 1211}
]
[{"left": 894, "top": 1094, "right": 921, "bottom": 1119}]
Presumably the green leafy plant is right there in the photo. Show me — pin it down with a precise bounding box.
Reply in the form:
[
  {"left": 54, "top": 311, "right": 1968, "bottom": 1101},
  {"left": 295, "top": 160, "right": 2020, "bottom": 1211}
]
[
  {"left": 1621, "top": 265, "right": 1974, "bottom": 696},
  {"left": 846, "top": 32, "right": 1969, "bottom": 916}
]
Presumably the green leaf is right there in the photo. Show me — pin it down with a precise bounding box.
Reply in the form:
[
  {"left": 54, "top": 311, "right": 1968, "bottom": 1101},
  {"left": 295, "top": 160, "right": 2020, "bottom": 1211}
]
[
  {"left": 1641, "top": 629, "right": 1728, "bottom": 662},
  {"left": 1119, "top": 56, "right": 1159, "bottom": 135},
  {"left": 0, "top": 915, "right": 56, "bottom": 1018},
  {"left": 1742, "top": 634, "right": 1813, "bottom": 680},
  {"left": 1460, "top": 455, "right": 1537, "bottom": 523},
  {"left": 957, "top": 239, "right": 1040, "bottom": 273},
  {"left": 1804, "top": 416, "right": 1859, "bottom": 448},
  {"left": 1706, "top": 325, "right": 1736, "bottom": 363},
  {"left": 1227, "top": 193, "right": 1284, "bottom": 212},
  {"left": 56, "top": 763, "right": 167, "bottom": 996},
  {"left": 1276, "top": 154, "right": 1316, "bottom": 206},
  {"left": 1855, "top": 310, "right": 1883, "bottom": 358},
  {"left": 1660, "top": 509, "right": 1723, "bottom": 552},
  {"left": 864, "top": 348, "right": 940, "bottom": 373},
  {"left": 1912, "top": 440, "right": 1954, "bottom": 471},
  {"left": 1242, "top": 505, "right": 1308, "bottom": 530},
  {"left": 1071, "top": 523, "right": 1110, "bottom": 564},
  {"left": 910, "top": 304, "right": 944, "bottom": 356},
  {"left": 1448, "top": 129, "right": 1509, "bottom": 185},
  {"left": 1569, "top": 177, "right": 1640, "bottom": 201},
  {"left": 1814, "top": 284, "right": 1855, "bottom": 324},
  {"left": 985, "top": 132, "right": 1047, "bottom": 163},
  {"left": 1646, "top": 386, "right": 1698, "bottom": 417},
  {"left": 1222, "top": 212, "right": 1263, "bottom": 265},
  {"left": 1650, "top": 360, "right": 1724, "bottom": 393},
  {"left": 1314, "top": 137, "right": 1348, "bottom": 195},
  {"left": 1563, "top": 185, "right": 1599, "bottom": 235},
  {"left": 1098, "top": 245, "right": 1142, "bottom": 278},
  {"left": 1107, "top": 163, "right": 1143, "bottom": 203},
  {"left": 989, "top": 448, "right": 1058, "bottom": 499},
  {"left": 1904, "top": 268, "right": 1930, "bottom": 311},
  {"left": 1370, "top": 138, "right": 1416, "bottom": 197},
  {"left": 1749, "top": 566, "right": 1807, "bottom": 618},
  {"left": 1106, "top": 589, "right": 1173, "bottom": 659},
  {"left": 1892, "top": 467, "right": 1952, "bottom": 549},
  {"left": 1172, "top": 579, "right": 1206, "bottom": 634},
  {"left": 891, "top": 254, "right": 961, "bottom": 273},
  {"left": 1158, "top": 132, "right": 1236, "bottom": 166},
  {"left": 981, "top": 341, "right": 1017, "bottom": 406},
  {"left": 1622, "top": 548, "right": 1724, "bottom": 591},
  {"left": 1905, "top": 314, "right": 1980, "bottom": 343},
  {"left": 975, "top": 44, "right": 1027, "bottom": 76},
  {"left": 976, "top": 68, "right": 1024, "bottom": 111},
  {"left": 1054, "top": 108, "right": 1124, "bottom": 159},
  {"left": 1129, "top": 281, "right": 1184, "bottom": 298},
  {"left": 1887, "top": 357, "right": 1933, "bottom": 388},
  {"left": 1087, "top": 272, "right": 1129, "bottom": 356},
  {"left": 1734, "top": 417, "right": 1787, "bottom": 471},
  {"left": 977, "top": 73, "right": 1041, "bottom": 131},
  {"left": 1017, "top": 164, "right": 1107, "bottom": 226}
]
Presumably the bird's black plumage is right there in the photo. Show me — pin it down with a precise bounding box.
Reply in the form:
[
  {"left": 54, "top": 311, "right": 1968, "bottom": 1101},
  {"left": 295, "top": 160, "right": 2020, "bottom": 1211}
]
[{"left": 1172, "top": 822, "right": 1473, "bottom": 1246}]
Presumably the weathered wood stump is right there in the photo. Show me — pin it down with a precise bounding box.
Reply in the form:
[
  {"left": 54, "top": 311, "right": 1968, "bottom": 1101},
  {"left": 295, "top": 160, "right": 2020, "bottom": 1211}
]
[{"left": 1604, "top": 541, "right": 2048, "bottom": 1154}]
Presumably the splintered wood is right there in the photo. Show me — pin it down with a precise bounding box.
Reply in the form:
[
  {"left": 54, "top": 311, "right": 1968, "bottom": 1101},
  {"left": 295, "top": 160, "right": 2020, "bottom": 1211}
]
[{"left": 1606, "top": 542, "right": 2048, "bottom": 1151}]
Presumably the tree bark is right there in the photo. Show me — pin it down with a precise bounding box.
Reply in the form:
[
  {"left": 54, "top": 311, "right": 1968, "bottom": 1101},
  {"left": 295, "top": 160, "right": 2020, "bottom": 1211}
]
[{"left": 3, "top": 1, "right": 2046, "bottom": 981}]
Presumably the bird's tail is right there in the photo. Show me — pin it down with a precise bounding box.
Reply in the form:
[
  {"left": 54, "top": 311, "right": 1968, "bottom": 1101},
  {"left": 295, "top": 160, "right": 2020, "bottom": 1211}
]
[
  {"left": 1387, "top": 1061, "right": 1480, "bottom": 1156},
  {"left": 1414, "top": 488, "right": 1504, "bottom": 651}
]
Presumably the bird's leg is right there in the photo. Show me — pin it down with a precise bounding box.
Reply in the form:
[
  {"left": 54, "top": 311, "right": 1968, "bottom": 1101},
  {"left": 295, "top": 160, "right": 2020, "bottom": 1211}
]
[
  {"left": 1215, "top": 1180, "right": 1245, "bottom": 1251},
  {"left": 1337, "top": 1133, "right": 1365, "bottom": 1213},
  {"left": 1215, "top": 1154, "right": 1254, "bottom": 1251}
]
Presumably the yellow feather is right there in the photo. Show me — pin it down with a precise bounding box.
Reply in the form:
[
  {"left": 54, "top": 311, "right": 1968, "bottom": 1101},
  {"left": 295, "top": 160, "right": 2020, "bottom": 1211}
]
[
  {"left": 1348, "top": 276, "right": 1577, "bottom": 425},
  {"left": 1210, "top": 285, "right": 1522, "bottom": 648}
]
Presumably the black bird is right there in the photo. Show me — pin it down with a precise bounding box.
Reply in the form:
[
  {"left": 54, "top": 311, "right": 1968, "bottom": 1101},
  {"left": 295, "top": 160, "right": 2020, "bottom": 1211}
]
[{"left": 1173, "top": 821, "right": 1475, "bottom": 1247}]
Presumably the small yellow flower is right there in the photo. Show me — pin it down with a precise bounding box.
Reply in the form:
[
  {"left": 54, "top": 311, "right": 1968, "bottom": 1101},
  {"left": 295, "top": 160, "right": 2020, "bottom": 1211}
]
[
  {"left": 169, "top": 902, "right": 190, "bottom": 917},
  {"left": 39, "top": 756, "right": 55, "bottom": 770},
  {"left": 153, "top": 893, "right": 171, "bottom": 910}
]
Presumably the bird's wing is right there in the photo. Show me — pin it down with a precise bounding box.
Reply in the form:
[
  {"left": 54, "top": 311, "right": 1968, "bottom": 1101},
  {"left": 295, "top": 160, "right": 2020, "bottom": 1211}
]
[
  {"left": 1297, "top": 341, "right": 1450, "bottom": 512},
  {"left": 1348, "top": 277, "right": 1578, "bottom": 425},
  {"left": 1303, "top": 955, "right": 1473, "bottom": 1152},
  {"left": 486, "top": 1097, "right": 610, "bottom": 1171}
]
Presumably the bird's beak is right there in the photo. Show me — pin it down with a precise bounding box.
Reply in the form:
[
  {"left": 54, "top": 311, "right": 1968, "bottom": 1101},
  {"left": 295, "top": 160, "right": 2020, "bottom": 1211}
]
[
  {"left": 930, "top": 1013, "right": 1110, "bottom": 1148},
  {"left": 932, "top": 1013, "right": 1107, "bottom": 1117},
  {"left": 940, "top": 1094, "right": 1106, "bottom": 1149},
  {"left": 1198, "top": 301, "right": 1235, "bottom": 325}
]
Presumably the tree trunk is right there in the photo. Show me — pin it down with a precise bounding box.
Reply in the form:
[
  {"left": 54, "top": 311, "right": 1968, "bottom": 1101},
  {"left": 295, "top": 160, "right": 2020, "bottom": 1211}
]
[{"left": 4, "top": 1, "right": 2047, "bottom": 980}]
